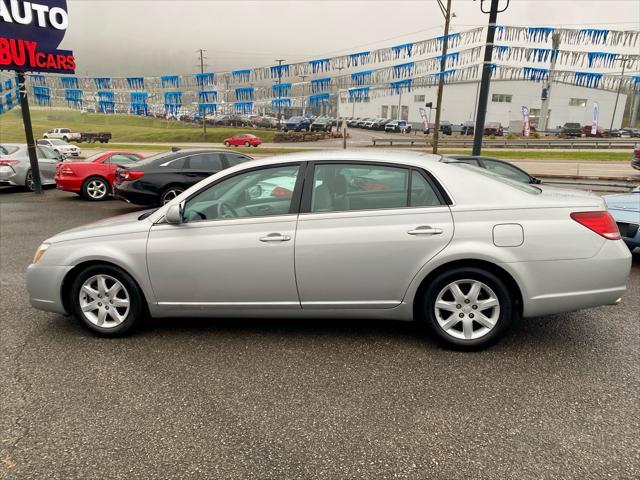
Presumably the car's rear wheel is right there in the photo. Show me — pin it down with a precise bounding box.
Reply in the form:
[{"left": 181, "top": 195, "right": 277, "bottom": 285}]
[
  {"left": 160, "top": 186, "right": 184, "bottom": 205},
  {"left": 82, "top": 177, "right": 110, "bottom": 201},
  {"left": 244, "top": 141, "right": 250, "bottom": 147},
  {"left": 224, "top": 141, "right": 230, "bottom": 147},
  {"left": 70, "top": 264, "right": 144, "bottom": 336},
  {"left": 24, "top": 169, "right": 35, "bottom": 192},
  {"left": 421, "top": 267, "right": 513, "bottom": 350}
]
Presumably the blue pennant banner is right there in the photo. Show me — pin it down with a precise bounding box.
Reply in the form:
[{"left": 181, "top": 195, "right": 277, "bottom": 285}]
[
  {"left": 272, "top": 83, "right": 292, "bottom": 96},
  {"left": 431, "top": 69, "right": 457, "bottom": 83},
  {"left": 351, "top": 71, "right": 372, "bottom": 86},
  {"left": 527, "top": 27, "right": 554, "bottom": 42},
  {"left": 199, "top": 103, "right": 217, "bottom": 116},
  {"left": 578, "top": 29, "right": 610, "bottom": 44},
  {"left": 60, "top": 77, "right": 79, "bottom": 89},
  {"left": 391, "top": 43, "right": 413, "bottom": 59},
  {"left": 195, "top": 73, "right": 215, "bottom": 87},
  {"left": 130, "top": 91, "right": 149, "bottom": 115},
  {"left": 65, "top": 89, "right": 83, "bottom": 109},
  {"left": 633, "top": 76, "right": 640, "bottom": 90},
  {"left": 311, "top": 78, "right": 331, "bottom": 93},
  {"left": 270, "top": 64, "right": 290, "bottom": 78},
  {"left": 348, "top": 86, "right": 369, "bottom": 101},
  {"left": 309, "top": 93, "right": 330, "bottom": 108},
  {"left": 5, "top": 92, "right": 14, "bottom": 110},
  {"left": 127, "top": 77, "right": 145, "bottom": 90},
  {"left": 522, "top": 67, "right": 549, "bottom": 81},
  {"left": 309, "top": 59, "right": 330, "bottom": 74},
  {"left": 436, "top": 32, "right": 461, "bottom": 48},
  {"left": 161, "top": 76, "right": 180, "bottom": 88},
  {"left": 97, "top": 91, "right": 115, "bottom": 113},
  {"left": 232, "top": 70, "right": 251, "bottom": 82},
  {"left": 389, "top": 79, "right": 413, "bottom": 94},
  {"left": 348, "top": 52, "right": 370, "bottom": 67},
  {"left": 235, "top": 87, "right": 254, "bottom": 101},
  {"left": 198, "top": 90, "right": 218, "bottom": 103},
  {"left": 271, "top": 98, "right": 291, "bottom": 108},
  {"left": 94, "top": 77, "right": 112, "bottom": 89},
  {"left": 531, "top": 48, "right": 558, "bottom": 62},
  {"left": 29, "top": 74, "right": 47, "bottom": 86},
  {"left": 574, "top": 72, "right": 603, "bottom": 88},
  {"left": 587, "top": 51, "right": 618, "bottom": 68},
  {"left": 33, "top": 86, "right": 51, "bottom": 106},
  {"left": 234, "top": 102, "right": 254, "bottom": 114},
  {"left": 164, "top": 91, "right": 182, "bottom": 114},
  {"left": 393, "top": 62, "right": 415, "bottom": 79},
  {"left": 493, "top": 45, "right": 510, "bottom": 59},
  {"left": 436, "top": 51, "right": 460, "bottom": 66}
]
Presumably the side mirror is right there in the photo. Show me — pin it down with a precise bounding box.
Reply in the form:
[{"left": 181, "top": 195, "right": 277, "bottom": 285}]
[{"left": 165, "top": 203, "right": 183, "bottom": 224}]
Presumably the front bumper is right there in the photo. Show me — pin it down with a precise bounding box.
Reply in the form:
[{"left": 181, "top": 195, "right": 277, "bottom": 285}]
[{"left": 26, "top": 263, "right": 74, "bottom": 315}]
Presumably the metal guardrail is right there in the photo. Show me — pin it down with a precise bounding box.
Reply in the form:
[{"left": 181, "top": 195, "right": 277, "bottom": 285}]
[{"left": 371, "top": 137, "right": 638, "bottom": 149}]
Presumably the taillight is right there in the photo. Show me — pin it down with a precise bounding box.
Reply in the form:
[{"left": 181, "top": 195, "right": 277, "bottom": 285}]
[
  {"left": 118, "top": 170, "right": 144, "bottom": 181},
  {"left": 571, "top": 211, "right": 621, "bottom": 240},
  {"left": 0, "top": 159, "right": 18, "bottom": 166},
  {"left": 60, "top": 166, "right": 74, "bottom": 174}
]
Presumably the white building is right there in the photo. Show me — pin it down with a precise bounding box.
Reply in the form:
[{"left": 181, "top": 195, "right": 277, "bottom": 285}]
[{"left": 339, "top": 80, "right": 627, "bottom": 130}]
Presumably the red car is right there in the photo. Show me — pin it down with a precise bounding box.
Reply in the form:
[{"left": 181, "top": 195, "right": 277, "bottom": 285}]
[
  {"left": 581, "top": 125, "right": 606, "bottom": 137},
  {"left": 223, "top": 133, "right": 262, "bottom": 147},
  {"left": 55, "top": 151, "right": 143, "bottom": 201}
]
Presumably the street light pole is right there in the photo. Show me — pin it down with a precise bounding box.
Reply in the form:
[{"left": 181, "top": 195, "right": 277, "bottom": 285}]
[
  {"left": 197, "top": 48, "right": 208, "bottom": 135},
  {"left": 472, "top": 0, "right": 510, "bottom": 156},
  {"left": 432, "top": 0, "right": 453, "bottom": 154},
  {"left": 299, "top": 75, "right": 308, "bottom": 116},
  {"left": 17, "top": 71, "right": 43, "bottom": 194}
]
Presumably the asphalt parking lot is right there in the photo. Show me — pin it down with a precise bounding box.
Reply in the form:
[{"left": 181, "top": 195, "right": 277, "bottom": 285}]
[{"left": 1, "top": 187, "right": 638, "bottom": 480}]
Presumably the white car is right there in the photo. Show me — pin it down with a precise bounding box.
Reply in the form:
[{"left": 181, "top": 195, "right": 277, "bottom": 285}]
[
  {"left": 37, "top": 139, "right": 81, "bottom": 157},
  {"left": 26, "top": 151, "right": 631, "bottom": 349}
]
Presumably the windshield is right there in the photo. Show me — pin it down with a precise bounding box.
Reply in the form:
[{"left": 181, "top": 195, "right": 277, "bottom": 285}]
[
  {"left": 288, "top": 117, "right": 303, "bottom": 122},
  {"left": 455, "top": 163, "right": 541, "bottom": 194}
]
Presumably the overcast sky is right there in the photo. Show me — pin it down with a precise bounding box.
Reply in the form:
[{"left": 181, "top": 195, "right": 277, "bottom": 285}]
[{"left": 62, "top": 0, "right": 640, "bottom": 77}]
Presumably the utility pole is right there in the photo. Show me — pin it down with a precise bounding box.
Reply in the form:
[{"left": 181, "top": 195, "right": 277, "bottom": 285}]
[
  {"left": 197, "top": 48, "right": 208, "bottom": 135},
  {"left": 397, "top": 89, "right": 403, "bottom": 121},
  {"left": 299, "top": 75, "right": 308, "bottom": 116},
  {"left": 17, "top": 72, "right": 43, "bottom": 194},
  {"left": 538, "top": 32, "right": 561, "bottom": 132},
  {"left": 275, "top": 59, "right": 285, "bottom": 126},
  {"left": 472, "top": 0, "right": 510, "bottom": 156},
  {"left": 610, "top": 57, "right": 629, "bottom": 132},
  {"left": 335, "top": 66, "right": 345, "bottom": 127},
  {"left": 432, "top": 0, "right": 453, "bottom": 154}
]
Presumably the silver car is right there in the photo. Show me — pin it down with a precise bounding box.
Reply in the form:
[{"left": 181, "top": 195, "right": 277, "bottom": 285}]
[
  {"left": 0, "top": 143, "right": 65, "bottom": 191},
  {"left": 37, "top": 138, "right": 81, "bottom": 157},
  {"left": 26, "top": 151, "right": 632, "bottom": 349}
]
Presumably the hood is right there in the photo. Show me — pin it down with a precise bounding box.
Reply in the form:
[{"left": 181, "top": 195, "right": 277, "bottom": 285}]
[
  {"left": 603, "top": 192, "right": 640, "bottom": 212},
  {"left": 47, "top": 209, "right": 154, "bottom": 244}
]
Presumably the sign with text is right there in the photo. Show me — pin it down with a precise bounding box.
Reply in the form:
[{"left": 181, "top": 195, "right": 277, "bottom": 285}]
[
  {"left": 522, "top": 106, "right": 530, "bottom": 137},
  {"left": 0, "top": 0, "right": 75, "bottom": 73},
  {"left": 418, "top": 107, "right": 429, "bottom": 132}
]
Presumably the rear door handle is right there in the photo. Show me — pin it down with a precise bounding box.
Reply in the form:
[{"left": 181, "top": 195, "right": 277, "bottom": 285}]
[
  {"left": 259, "top": 233, "right": 291, "bottom": 242},
  {"left": 408, "top": 226, "right": 443, "bottom": 236}
]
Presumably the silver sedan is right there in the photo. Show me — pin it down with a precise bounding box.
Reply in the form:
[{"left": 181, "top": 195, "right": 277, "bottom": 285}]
[
  {"left": 26, "top": 151, "right": 632, "bottom": 349},
  {"left": 0, "top": 143, "right": 65, "bottom": 191}
]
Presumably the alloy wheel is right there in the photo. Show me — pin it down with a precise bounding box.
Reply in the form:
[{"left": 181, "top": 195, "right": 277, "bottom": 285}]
[
  {"left": 162, "top": 188, "right": 183, "bottom": 205},
  {"left": 86, "top": 179, "right": 108, "bottom": 199},
  {"left": 434, "top": 279, "right": 501, "bottom": 340},
  {"left": 79, "top": 274, "right": 130, "bottom": 329},
  {"left": 25, "top": 171, "right": 35, "bottom": 191}
]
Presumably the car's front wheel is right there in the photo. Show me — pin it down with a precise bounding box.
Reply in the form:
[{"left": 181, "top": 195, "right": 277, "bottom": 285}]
[
  {"left": 70, "top": 264, "right": 145, "bottom": 336},
  {"left": 421, "top": 267, "right": 513, "bottom": 350}
]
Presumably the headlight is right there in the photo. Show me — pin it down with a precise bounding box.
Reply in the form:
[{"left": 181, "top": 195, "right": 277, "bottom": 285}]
[{"left": 33, "top": 243, "right": 50, "bottom": 264}]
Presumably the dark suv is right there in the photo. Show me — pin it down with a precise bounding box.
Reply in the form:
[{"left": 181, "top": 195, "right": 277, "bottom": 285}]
[
  {"left": 283, "top": 117, "right": 311, "bottom": 132},
  {"left": 561, "top": 123, "right": 583, "bottom": 138}
]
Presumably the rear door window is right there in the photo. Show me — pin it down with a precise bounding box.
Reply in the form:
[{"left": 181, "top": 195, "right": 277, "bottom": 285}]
[
  {"left": 224, "top": 153, "right": 251, "bottom": 167},
  {"left": 186, "top": 153, "right": 224, "bottom": 171}
]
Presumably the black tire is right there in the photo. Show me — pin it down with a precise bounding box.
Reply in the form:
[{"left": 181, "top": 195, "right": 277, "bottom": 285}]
[
  {"left": 160, "top": 186, "right": 184, "bottom": 205},
  {"left": 224, "top": 141, "right": 230, "bottom": 147},
  {"left": 420, "top": 267, "right": 514, "bottom": 350},
  {"left": 24, "top": 169, "right": 35, "bottom": 192},
  {"left": 81, "top": 176, "right": 110, "bottom": 201},
  {"left": 244, "top": 141, "right": 250, "bottom": 147},
  {"left": 69, "top": 264, "right": 145, "bottom": 336}
]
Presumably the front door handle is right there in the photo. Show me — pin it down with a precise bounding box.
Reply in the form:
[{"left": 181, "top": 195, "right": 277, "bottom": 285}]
[
  {"left": 408, "top": 226, "right": 443, "bottom": 236},
  {"left": 259, "top": 233, "right": 291, "bottom": 242}
]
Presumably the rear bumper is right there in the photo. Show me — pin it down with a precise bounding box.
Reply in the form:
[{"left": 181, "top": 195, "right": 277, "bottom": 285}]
[
  {"left": 113, "top": 184, "right": 158, "bottom": 206},
  {"left": 26, "top": 263, "right": 73, "bottom": 315},
  {"left": 55, "top": 176, "right": 82, "bottom": 192},
  {"left": 509, "top": 240, "right": 632, "bottom": 318}
]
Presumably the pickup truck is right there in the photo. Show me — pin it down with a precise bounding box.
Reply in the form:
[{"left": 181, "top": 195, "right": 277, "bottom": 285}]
[{"left": 43, "top": 128, "right": 81, "bottom": 142}]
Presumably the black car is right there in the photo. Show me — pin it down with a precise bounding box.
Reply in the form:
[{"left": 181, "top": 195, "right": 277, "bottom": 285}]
[
  {"left": 283, "top": 116, "right": 311, "bottom": 132},
  {"left": 442, "top": 155, "right": 541, "bottom": 184},
  {"left": 310, "top": 118, "right": 333, "bottom": 132},
  {"left": 560, "top": 122, "right": 582, "bottom": 138},
  {"left": 113, "top": 149, "right": 252, "bottom": 206},
  {"left": 439, "top": 121, "right": 453, "bottom": 135}
]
